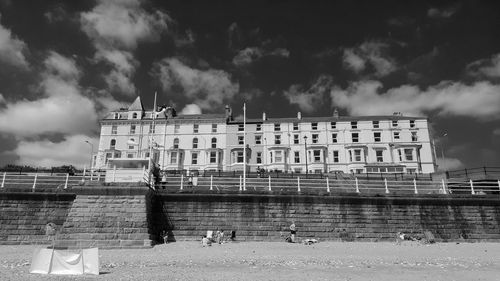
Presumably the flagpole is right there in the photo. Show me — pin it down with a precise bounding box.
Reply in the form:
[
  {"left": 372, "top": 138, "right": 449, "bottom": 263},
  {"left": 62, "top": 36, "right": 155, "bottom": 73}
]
[
  {"left": 243, "top": 102, "right": 246, "bottom": 191},
  {"left": 148, "top": 92, "right": 157, "bottom": 187}
]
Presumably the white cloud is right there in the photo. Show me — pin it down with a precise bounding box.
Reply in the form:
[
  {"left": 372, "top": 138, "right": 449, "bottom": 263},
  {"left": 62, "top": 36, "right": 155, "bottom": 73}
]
[
  {"left": 493, "top": 128, "right": 500, "bottom": 136},
  {"left": 436, "top": 157, "right": 463, "bottom": 171},
  {"left": 80, "top": 0, "right": 170, "bottom": 50},
  {"left": 81, "top": 0, "right": 170, "bottom": 96},
  {"left": 428, "top": 5, "right": 459, "bottom": 19},
  {"left": 0, "top": 52, "right": 98, "bottom": 136},
  {"left": 180, "top": 104, "right": 202, "bottom": 115},
  {"left": 330, "top": 80, "right": 500, "bottom": 120},
  {"left": 154, "top": 58, "right": 239, "bottom": 111},
  {"left": 343, "top": 49, "right": 366, "bottom": 73},
  {"left": 0, "top": 93, "right": 5, "bottom": 104},
  {"left": 284, "top": 75, "right": 333, "bottom": 113},
  {"left": 13, "top": 135, "right": 99, "bottom": 168},
  {"left": 343, "top": 41, "right": 397, "bottom": 77},
  {"left": 467, "top": 53, "right": 500, "bottom": 78},
  {"left": 232, "top": 46, "right": 290, "bottom": 67},
  {"left": 0, "top": 16, "right": 29, "bottom": 69}
]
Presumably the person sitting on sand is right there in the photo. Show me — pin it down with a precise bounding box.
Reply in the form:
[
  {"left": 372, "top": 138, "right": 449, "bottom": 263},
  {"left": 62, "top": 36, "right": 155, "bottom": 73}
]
[{"left": 201, "top": 235, "right": 211, "bottom": 247}]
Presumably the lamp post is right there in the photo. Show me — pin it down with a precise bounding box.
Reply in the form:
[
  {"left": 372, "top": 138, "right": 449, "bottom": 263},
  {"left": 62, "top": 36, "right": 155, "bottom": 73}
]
[
  {"left": 84, "top": 140, "right": 94, "bottom": 173},
  {"left": 440, "top": 133, "right": 448, "bottom": 172},
  {"left": 303, "top": 135, "right": 308, "bottom": 177}
]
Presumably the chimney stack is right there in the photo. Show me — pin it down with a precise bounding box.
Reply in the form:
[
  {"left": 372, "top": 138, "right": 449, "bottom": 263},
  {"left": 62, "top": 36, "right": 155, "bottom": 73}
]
[
  {"left": 225, "top": 105, "right": 233, "bottom": 121},
  {"left": 262, "top": 112, "right": 267, "bottom": 121},
  {"left": 297, "top": 112, "right": 302, "bottom": 119},
  {"left": 333, "top": 108, "right": 339, "bottom": 118}
]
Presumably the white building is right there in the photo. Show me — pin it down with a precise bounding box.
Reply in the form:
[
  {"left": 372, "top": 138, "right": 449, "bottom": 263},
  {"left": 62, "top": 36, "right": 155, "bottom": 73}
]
[{"left": 95, "top": 97, "right": 436, "bottom": 174}]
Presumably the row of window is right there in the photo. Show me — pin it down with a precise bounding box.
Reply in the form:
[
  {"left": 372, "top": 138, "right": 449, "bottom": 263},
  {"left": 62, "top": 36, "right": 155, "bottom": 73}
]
[
  {"left": 237, "top": 120, "right": 417, "bottom": 132},
  {"left": 237, "top": 131, "right": 418, "bottom": 145},
  {"left": 111, "top": 119, "right": 418, "bottom": 136},
  {"left": 109, "top": 137, "right": 219, "bottom": 150}
]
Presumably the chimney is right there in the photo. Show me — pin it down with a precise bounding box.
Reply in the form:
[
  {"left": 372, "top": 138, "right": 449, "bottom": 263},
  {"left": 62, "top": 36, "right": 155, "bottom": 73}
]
[
  {"left": 333, "top": 108, "right": 339, "bottom": 118},
  {"left": 262, "top": 112, "right": 267, "bottom": 121},
  {"left": 225, "top": 105, "right": 233, "bottom": 121},
  {"left": 297, "top": 112, "right": 302, "bottom": 120}
]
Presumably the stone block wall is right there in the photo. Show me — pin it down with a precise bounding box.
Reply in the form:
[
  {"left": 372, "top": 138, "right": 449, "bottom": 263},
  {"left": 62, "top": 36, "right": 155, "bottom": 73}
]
[
  {"left": 0, "top": 187, "right": 153, "bottom": 248},
  {"left": 0, "top": 192, "right": 75, "bottom": 244},
  {"left": 153, "top": 193, "right": 500, "bottom": 242}
]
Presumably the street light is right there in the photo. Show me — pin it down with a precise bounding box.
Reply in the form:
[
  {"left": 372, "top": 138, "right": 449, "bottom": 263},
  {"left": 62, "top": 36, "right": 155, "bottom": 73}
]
[
  {"left": 84, "top": 141, "right": 94, "bottom": 171},
  {"left": 303, "top": 135, "right": 308, "bottom": 177},
  {"left": 440, "top": 133, "right": 448, "bottom": 172}
]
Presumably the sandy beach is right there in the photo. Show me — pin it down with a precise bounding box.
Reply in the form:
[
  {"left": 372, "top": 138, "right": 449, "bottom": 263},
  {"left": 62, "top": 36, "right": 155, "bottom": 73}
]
[{"left": 0, "top": 241, "right": 499, "bottom": 281}]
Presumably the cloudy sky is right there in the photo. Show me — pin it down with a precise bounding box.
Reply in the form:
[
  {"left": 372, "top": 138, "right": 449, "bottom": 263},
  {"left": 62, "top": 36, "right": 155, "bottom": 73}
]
[{"left": 0, "top": 0, "right": 499, "bottom": 170}]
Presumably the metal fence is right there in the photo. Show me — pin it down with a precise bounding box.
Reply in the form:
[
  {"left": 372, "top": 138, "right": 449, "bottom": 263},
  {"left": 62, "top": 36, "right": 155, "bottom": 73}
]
[
  {"left": 155, "top": 174, "right": 454, "bottom": 195},
  {"left": 0, "top": 172, "right": 104, "bottom": 191},
  {"left": 1, "top": 171, "right": 499, "bottom": 196},
  {"left": 446, "top": 167, "right": 500, "bottom": 180}
]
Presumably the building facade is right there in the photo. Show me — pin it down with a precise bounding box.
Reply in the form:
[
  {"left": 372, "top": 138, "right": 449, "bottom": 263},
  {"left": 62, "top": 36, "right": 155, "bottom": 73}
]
[{"left": 95, "top": 97, "right": 436, "bottom": 174}]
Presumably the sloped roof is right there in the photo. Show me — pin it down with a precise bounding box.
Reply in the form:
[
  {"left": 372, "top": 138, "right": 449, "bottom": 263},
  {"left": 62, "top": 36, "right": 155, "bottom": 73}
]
[{"left": 129, "top": 96, "right": 144, "bottom": 111}]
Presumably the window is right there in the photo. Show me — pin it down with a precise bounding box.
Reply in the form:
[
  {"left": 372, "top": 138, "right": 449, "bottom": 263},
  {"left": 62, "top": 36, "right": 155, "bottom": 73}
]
[
  {"left": 411, "top": 132, "right": 418, "bottom": 142},
  {"left": 211, "top": 137, "right": 217, "bottom": 148},
  {"left": 293, "top": 134, "right": 299, "bottom": 144},
  {"left": 149, "top": 125, "right": 155, "bottom": 134},
  {"left": 333, "top": 151, "right": 339, "bottom": 163},
  {"left": 331, "top": 122, "right": 336, "bottom": 129},
  {"left": 407, "top": 168, "right": 417, "bottom": 174},
  {"left": 332, "top": 133, "right": 337, "bottom": 143},
  {"left": 236, "top": 151, "right": 244, "bottom": 163},
  {"left": 313, "top": 150, "right": 321, "bottom": 162},
  {"left": 274, "top": 135, "right": 281, "bottom": 145},
  {"left": 392, "top": 120, "right": 398, "bottom": 127},
  {"left": 238, "top": 136, "right": 244, "bottom": 145},
  {"left": 394, "top": 132, "right": 400, "bottom": 140},
  {"left": 127, "top": 153, "right": 134, "bottom": 158},
  {"left": 256, "top": 152, "right": 262, "bottom": 164},
  {"left": 373, "top": 121, "right": 379, "bottom": 128},
  {"left": 293, "top": 123, "right": 299, "bottom": 130},
  {"left": 294, "top": 151, "right": 300, "bottom": 163},
  {"left": 212, "top": 124, "right": 217, "bottom": 133},
  {"left": 274, "top": 123, "right": 280, "bottom": 131},
  {"left": 353, "top": 149, "right": 362, "bottom": 162},
  {"left": 173, "top": 138, "right": 179, "bottom": 149},
  {"left": 128, "top": 138, "right": 135, "bottom": 149},
  {"left": 110, "top": 139, "right": 116, "bottom": 149},
  {"left": 374, "top": 132, "right": 381, "bottom": 142},
  {"left": 111, "top": 125, "right": 117, "bottom": 134},
  {"left": 312, "top": 134, "right": 319, "bottom": 144},
  {"left": 269, "top": 152, "right": 273, "bottom": 163},
  {"left": 130, "top": 125, "right": 136, "bottom": 134},
  {"left": 311, "top": 122, "right": 318, "bottom": 130},
  {"left": 376, "top": 150, "right": 383, "bottom": 162},
  {"left": 170, "top": 152, "right": 177, "bottom": 164},
  {"left": 238, "top": 124, "right": 244, "bottom": 131},
  {"left": 410, "top": 120, "right": 416, "bottom": 128},
  {"left": 352, "top": 133, "right": 359, "bottom": 143},
  {"left": 210, "top": 151, "right": 217, "bottom": 163},
  {"left": 398, "top": 149, "right": 403, "bottom": 161},
  {"left": 192, "top": 138, "right": 198, "bottom": 149},
  {"left": 351, "top": 121, "right": 357, "bottom": 129},
  {"left": 404, "top": 149, "right": 413, "bottom": 161},
  {"left": 256, "top": 124, "right": 262, "bottom": 131},
  {"left": 174, "top": 124, "right": 180, "bottom": 134},
  {"left": 114, "top": 113, "right": 119, "bottom": 119},
  {"left": 255, "top": 135, "right": 262, "bottom": 144},
  {"left": 191, "top": 152, "right": 198, "bottom": 164},
  {"left": 132, "top": 112, "right": 137, "bottom": 119},
  {"left": 193, "top": 124, "right": 199, "bottom": 133},
  {"left": 275, "top": 151, "right": 283, "bottom": 162}
]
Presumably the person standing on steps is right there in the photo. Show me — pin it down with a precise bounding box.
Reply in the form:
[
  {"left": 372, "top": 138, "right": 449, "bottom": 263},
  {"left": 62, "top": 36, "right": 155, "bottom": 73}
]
[{"left": 290, "top": 221, "right": 297, "bottom": 243}]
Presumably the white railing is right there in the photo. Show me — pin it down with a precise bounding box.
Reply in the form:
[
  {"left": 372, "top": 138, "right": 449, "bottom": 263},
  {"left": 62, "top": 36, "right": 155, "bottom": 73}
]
[
  {"left": 0, "top": 171, "right": 104, "bottom": 191},
  {"left": 155, "top": 175, "right": 460, "bottom": 195}
]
